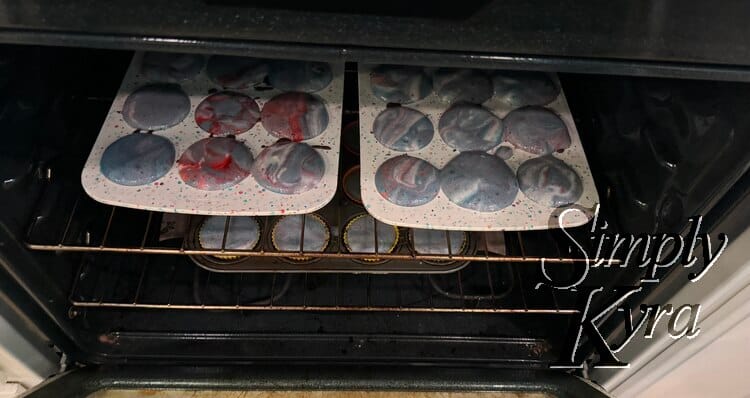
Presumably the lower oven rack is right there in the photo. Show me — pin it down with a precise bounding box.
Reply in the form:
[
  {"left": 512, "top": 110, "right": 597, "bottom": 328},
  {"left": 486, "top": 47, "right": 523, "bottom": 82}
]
[
  {"left": 25, "top": 171, "right": 586, "bottom": 317},
  {"left": 67, "top": 254, "right": 579, "bottom": 315}
]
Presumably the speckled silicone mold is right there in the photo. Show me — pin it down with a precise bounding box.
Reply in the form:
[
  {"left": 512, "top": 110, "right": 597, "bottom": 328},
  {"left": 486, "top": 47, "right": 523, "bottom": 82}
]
[
  {"left": 81, "top": 52, "right": 344, "bottom": 216},
  {"left": 358, "top": 64, "right": 599, "bottom": 231}
]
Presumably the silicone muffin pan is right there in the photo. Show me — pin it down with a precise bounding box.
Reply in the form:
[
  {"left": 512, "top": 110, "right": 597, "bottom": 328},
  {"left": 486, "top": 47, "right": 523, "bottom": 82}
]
[
  {"left": 358, "top": 65, "right": 599, "bottom": 231},
  {"left": 82, "top": 52, "right": 343, "bottom": 215}
]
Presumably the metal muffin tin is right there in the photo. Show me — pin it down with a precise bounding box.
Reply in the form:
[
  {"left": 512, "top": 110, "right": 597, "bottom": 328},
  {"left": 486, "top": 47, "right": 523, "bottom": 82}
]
[{"left": 186, "top": 180, "right": 478, "bottom": 274}]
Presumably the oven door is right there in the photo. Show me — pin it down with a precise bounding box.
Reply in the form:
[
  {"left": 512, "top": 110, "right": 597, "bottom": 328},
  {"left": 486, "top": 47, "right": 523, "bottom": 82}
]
[{"left": 21, "top": 365, "right": 610, "bottom": 397}]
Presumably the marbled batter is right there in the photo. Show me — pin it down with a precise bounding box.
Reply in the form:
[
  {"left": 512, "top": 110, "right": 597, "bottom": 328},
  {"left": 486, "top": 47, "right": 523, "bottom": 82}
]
[
  {"left": 141, "top": 52, "right": 204, "bottom": 83},
  {"left": 438, "top": 103, "right": 503, "bottom": 151},
  {"left": 375, "top": 155, "right": 439, "bottom": 207},
  {"left": 268, "top": 60, "right": 333, "bottom": 93},
  {"left": 503, "top": 107, "right": 571, "bottom": 155},
  {"left": 100, "top": 133, "right": 175, "bottom": 186},
  {"left": 272, "top": 214, "right": 330, "bottom": 252},
  {"left": 122, "top": 84, "right": 191, "bottom": 131},
  {"left": 177, "top": 137, "right": 254, "bottom": 190},
  {"left": 517, "top": 155, "right": 583, "bottom": 207},
  {"left": 195, "top": 91, "right": 260, "bottom": 136},
  {"left": 432, "top": 68, "right": 492, "bottom": 104},
  {"left": 261, "top": 92, "right": 329, "bottom": 141},
  {"left": 250, "top": 141, "right": 325, "bottom": 194},
  {"left": 372, "top": 106, "right": 433, "bottom": 151},
  {"left": 199, "top": 216, "right": 260, "bottom": 251},
  {"left": 206, "top": 55, "right": 269, "bottom": 89},
  {"left": 370, "top": 65, "right": 432, "bottom": 104},
  {"left": 344, "top": 214, "right": 398, "bottom": 255},
  {"left": 492, "top": 71, "right": 560, "bottom": 107},
  {"left": 411, "top": 229, "right": 466, "bottom": 255},
  {"left": 439, "top": 151, "right": 518, "bottom": 212}
]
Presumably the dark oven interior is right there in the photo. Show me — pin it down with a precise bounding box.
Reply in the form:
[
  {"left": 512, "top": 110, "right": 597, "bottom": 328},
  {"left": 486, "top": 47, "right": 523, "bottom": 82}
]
[{"left": 1, "top": 44, "right": 749, "bottom": 370}]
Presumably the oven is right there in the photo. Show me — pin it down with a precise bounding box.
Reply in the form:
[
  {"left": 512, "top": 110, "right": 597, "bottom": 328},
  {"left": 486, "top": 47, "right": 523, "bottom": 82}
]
[{"left": 1, "top": 1, "right": 750, "bottom": 397}]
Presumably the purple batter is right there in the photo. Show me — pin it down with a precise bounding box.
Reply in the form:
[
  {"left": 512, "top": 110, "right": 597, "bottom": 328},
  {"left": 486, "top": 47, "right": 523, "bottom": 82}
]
[
  {"left": 375, "top": 155, "right": 439, "bottom": 207},
  {"left": 373, "top": 107, "right": 434, "bottom": 151},
  {"left": 206, "top": 55, "right": 269, "bottom": 89},
  {"left": 492, "top": 71, "right": 560, "bottom": 107},
  {"left": 100, "top": 133, "right": 175, "bottom": 186},
  {"left": 177, "top": 137, "right": 254, "bottom": 190},
  {"left": 503, "top": 107, "right": 571, "bottom": 155},
  {"left": 195, "top": 91, "right": 260, "bottom": 136},
  {"left": 517, "top": 155, "right": 583, "bottom": 207},
  {"left": 439, "top": 151, "right": 518, "bottom": 212},
  {"left": 250, "top": 141, "right": 325, "bottom": 194},
  {"left": 261, "top": 92, "right": 329, "bottom": 141},
  {"left": 268, "top": 60, "right": 333, "bottom": 93},
  {"left": 122, "top": 84, "right": 191, "bottom": 131},
  {"left": 432, "top": 68, "right": 492, "bottom": 104},
  {"left": 140, "top": 52, "right": 204, "bottom": 83},
  {"left": 370, "top": 65, "right": 432, "bottom": 104},
  {"left": 438, "top": 103, "right": 503, "bottom": 151}
]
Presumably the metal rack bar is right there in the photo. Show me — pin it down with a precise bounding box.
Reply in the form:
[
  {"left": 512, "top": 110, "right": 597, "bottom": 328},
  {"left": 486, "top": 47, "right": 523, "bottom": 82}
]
[
  {"left": 66, "top": 254, "right": 577, "bottom": 314},
  {"left": 220, "top": 216, "right": 231, "bottom": 252},
  {"left": 132, "top": 261, "right": 148, "bottom": 304},
  {"left": 27, "top": 204, "right": 618, "bottom": 266},
  {"left": 482, "top": 232, "right": 491, "bottom": 258},
  {"left": 59, "top": 196, "right": 81, "bottom": 245},
  {"left": 457, "top": 271, "right": 465, "bottom": 308},
  {"left": 269, "top": 273, "right": 277, "bottom": 307},
  {"left": 25, "top": 243, "right": 600, "bottom": 263},
  {"left": 299, "top": 215, "right": 306, "bottom": 254},
  {"left": 140, "top": 212, "right": 153, "bottom": 249},
  {"left": 166, "top": 264, "right": 178, "bottom": 306},
  {"left": 99, "top": 207, "right": 116, "bottom": 247},
  {"left": 485, "top": 264, "right": 497, "bottom": 307},
  {"left": 67, "top": 300, "right": 577, "bottom": 313},
  {"left": 514, "top": 263, "right": 529, "bottom": 312},
  {"left": 236, "top": 274, "right": 244, "bottom": 308}
]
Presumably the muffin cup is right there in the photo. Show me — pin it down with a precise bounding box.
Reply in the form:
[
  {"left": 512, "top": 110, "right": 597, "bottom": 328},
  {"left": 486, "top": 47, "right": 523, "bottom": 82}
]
[
  {"left": 270, "top": 213, "right": 331, "bottom": 263},
  {"left": 198, "top": 216, "right": 261, "bottom": 262},
  {"left": 343, "top": 213, "right": 399, "bottom": 264},
  {"left": 342, "top": 165, "right": 363, "bottom": 205},
  {"left": 341, "top": 119, "right": 360, "bottom": 155},
  {"left": 408, "top": 229, "right": 469, "bottom": 265}
]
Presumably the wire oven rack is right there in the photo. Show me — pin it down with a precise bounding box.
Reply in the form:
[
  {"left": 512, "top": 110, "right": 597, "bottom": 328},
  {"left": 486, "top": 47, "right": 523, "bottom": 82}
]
[
  {"left": 66, "top": 253, "right": 579, "bottom": 315},
  {"left": 25, "top": 191, "right": 610, "bottom": 273},
  {"left": 25, "top": 187, "right": 594, "bottom": 314}
]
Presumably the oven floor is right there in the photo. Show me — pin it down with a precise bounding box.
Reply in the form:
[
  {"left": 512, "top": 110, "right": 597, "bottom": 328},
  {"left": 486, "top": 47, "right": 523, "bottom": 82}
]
[{"left": 89, "top": 391, "right": 551, "bottom": 398}]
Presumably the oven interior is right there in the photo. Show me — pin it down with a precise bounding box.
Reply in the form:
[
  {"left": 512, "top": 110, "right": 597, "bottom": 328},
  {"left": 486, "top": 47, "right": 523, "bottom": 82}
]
[{"left": 1, "top": 44, "right": 749, "bottom": 374}]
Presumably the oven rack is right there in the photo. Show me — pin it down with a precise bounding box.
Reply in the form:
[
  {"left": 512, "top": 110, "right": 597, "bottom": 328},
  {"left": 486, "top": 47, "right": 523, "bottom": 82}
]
[
  {"left": 67, "top": 253, "right": 579, "bottom": 315},
  {"left": 26, "top": 192, "right": 616, "bottom": 272}
]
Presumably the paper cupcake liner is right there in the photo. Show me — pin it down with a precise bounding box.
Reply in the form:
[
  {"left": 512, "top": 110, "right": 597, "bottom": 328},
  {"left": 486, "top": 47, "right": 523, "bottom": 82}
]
[
  {"left": 198, "top": 216, "right": 261, "bottom": 261},
  {"left": 270, "top": 213, "right": 331, "bottom": 263},
  {"left": 407, "top": 229, "right": 469, "bottom": 265},
  {"left": 342, "top": 165, "right": 363, "bottom": 205},
  {"left": 343, "top": 213, "right": 400, "bottom": 263}
]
